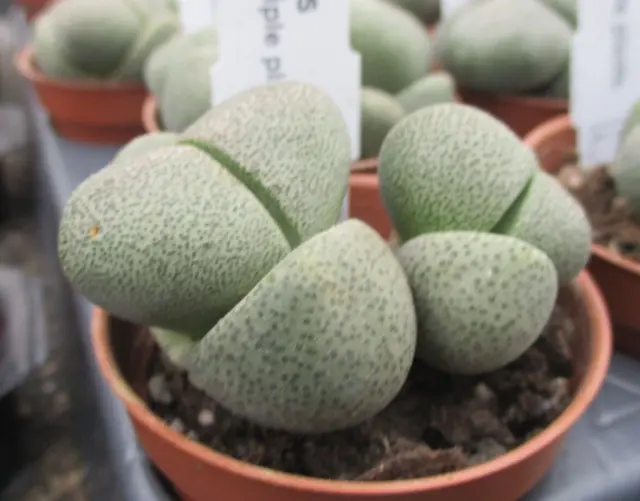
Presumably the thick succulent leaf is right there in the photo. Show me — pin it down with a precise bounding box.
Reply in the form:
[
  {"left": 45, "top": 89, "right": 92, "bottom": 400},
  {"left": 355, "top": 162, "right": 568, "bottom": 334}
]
[
  {"left": 378, "top": 103, "right": 537, "bottom": 241},
  {"left": 398, "top": 231, "right": 558, "bottom": 375},
  {"left": 494, "top": 171, "right": 591, "bottom": 285},
  {"left": 189, "top": 219, "right": 417, "bottom": 433},
  {"left": 183, "top": 82, "right": 351, "bottom": 245},
  {"left": 58, "top": 145, "right": 290, "bottom": 336}
]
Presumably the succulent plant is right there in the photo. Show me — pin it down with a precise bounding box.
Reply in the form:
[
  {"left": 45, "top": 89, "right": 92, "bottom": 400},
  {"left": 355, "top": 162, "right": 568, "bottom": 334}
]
[
  {"left": 398, "top": 231, "right": 558, "bottom": 374},
  {"left": 379, "top": 103, "right": 538, "bottom": 238},
  {"left": 493, "top": 171, "right": 591, "bottom": 285},
  {"left": 396, "top": 72, "right": 456, "bottom": 114},
  {"left": 110, "top": 131, "right": 180, "bottom": 165},
  {"left": 540, "top": 56, "right": 570, "bottom": 99},
  {"left": 538, "top": 0, "right": 577, "bottom": 28},
  {"left": 613, "top": 98, "right": 640, "bottom": 214},
  {"left": 350, "top": 0, "right": 432, "bottom": 93},
  {"left": 386, "top": 0, "right": 441, "bottom": 25},
  {"left": 378, "top": 103, "right": 590, "bottom": 373},
  {"left": 58, "top": 82, "right": 418, "bottom": 433},
  {"left": 613, "top": 126, "right": 640, "bottom": 217},
  {"left": 33, "top": 0, "right": 178, "bottom": 82},
  {"left": 144, "top": 26, "right": 218, "bottom": 132},
  {"left": 360, "top": 87, "right": 406, "bottom": 159},
  {"left": 359, "top": 73, "right": 457, "bottom": 159},
  {"left": 436, "top": 0, "right": 572, "bottom": 95},
  {"left": 620, "top": 99, "right": 640, "bottom": 141}
]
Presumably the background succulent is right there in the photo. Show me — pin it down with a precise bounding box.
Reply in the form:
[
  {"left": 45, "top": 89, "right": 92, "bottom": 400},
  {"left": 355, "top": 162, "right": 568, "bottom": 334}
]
[
  {"left": 613, "top": 101, "right": 640, "bottom": 217},
  {"left": 435, "top": 0, "right": 575, "bottom": 98},
  {"left": 143, "top": 26, "right": 218, "bottom": 132},
  {"left": 33, "top": 0, "right": 178, "bottom": 82}
]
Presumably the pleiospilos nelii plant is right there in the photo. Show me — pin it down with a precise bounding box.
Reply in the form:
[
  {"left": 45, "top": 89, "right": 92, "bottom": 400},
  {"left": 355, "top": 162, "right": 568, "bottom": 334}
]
[
  {"left": 360, "top": 87, "right": 406, "bottom": 160},
  {"left": 360, "top": 73, "right": 457, "bottom": 159},
  {"left": 379, "top": 103, "right": 591, "bottom": 373},
  {"left": 58, "top": 82, "right": 418, "bottom": 433},
  {"left": 144, "top": 26, "right": 218, "bottom": 132},
  {"left": 350, "top": 0, "right": 432, "bottom": 94},
  {"left": 33, "top": 0, "right": 178, "bottom": 82},
  {"left": 612, "top": 101, "right": 640, "bottom": 217},
  {"left": 436, "top": 0, "right": 575, "bottom": 98}
]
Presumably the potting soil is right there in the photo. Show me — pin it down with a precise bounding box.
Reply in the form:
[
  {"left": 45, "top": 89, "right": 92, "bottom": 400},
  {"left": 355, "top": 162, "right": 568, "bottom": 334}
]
[
  {"left": 557, "top": 162, "right": 640, "bottom": 261},
  {"left": 146, "top": 304, "right": 574, "bottom": 481}
]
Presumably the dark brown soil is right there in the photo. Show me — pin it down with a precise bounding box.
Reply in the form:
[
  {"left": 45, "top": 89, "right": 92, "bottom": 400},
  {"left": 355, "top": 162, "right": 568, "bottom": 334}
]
[
  {"left": 557, "top": 162, "right": 640, "bottom": 261},
  {"left": 145, "top": 305, "right": 574, "bottom": 482}
]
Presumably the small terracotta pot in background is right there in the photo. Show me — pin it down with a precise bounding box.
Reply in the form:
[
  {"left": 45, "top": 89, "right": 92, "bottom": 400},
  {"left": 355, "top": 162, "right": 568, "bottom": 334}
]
[
  {"left": 460, "top": 89, "right": 568, "bottom": 139},
  {"left": 15, "top": 46, "right": 147, "bottom": 144},
  {"left": 526, "top": 114, "right": 640, "bottom": 360},
  {"left": 92, "top": 273, "right": 611, "bottom": 501},
  {"left": 19, "top": 0, "right": 51, "bottom": 20},
  {"left": 349, "top": 159, "right": 392, "bottom": 239}
]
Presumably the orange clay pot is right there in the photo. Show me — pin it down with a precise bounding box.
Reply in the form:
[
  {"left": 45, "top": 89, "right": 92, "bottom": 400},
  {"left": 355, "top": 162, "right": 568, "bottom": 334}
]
[
  {"left": 93, "top": 272, "right": 611, "bottom": 501},
  {"left": 526, "top": 114, "right": 640, "bottom": 359},
  {"left": 16, "top": 45, "right": 147, "bottom": 144},
  {"left": 459, "top": 89, "right": 567, "bottom": 139},
  {"left": 142, "top": 94, "right": 161, "bottom": 134},
  {"left": 349, "top": 159, "right": 392, "bottom": 239}
]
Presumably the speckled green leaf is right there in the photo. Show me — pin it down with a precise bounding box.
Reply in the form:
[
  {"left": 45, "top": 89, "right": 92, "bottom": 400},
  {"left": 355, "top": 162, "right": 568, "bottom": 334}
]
[
  {"left": 378, "top": 103, "right": 537, "bottom": 241},
  {"left": 398, "top": 231, "right": 557, "bottom": 375},
  {"left": 189, "top": 219, "right": 417, "bottom": 433}
]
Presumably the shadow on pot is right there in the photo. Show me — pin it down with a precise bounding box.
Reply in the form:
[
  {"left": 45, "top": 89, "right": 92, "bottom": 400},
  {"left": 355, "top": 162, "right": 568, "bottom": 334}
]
[
  {"left": 526, "top": 114, "right": 640, "bottom": 360},
  {"left": 460, "top": 89, "right": 567, "bottom": 139},
  {"left": 15, "top": 46, "right": 147, "bottom": 144}
]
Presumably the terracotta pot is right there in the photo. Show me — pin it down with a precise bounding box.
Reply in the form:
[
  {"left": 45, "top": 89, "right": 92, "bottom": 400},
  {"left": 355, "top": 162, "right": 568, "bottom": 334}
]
[
  {"left": 142, "top": 94, "right": 161, "bottom": 134},
  {"left": 19, "top": 0, "right": 51, "bottom": 20},
  {"left": 93, "top": 272, "right": 611, "bottom": 501},
  {"left": 15, "top": 45, "right": 147, "bottom": 144},
  {"left": 349, "top": 159, "right": 392, "bottom": 239},
  {"left": 459, "top": 89, "right": 567, "bottom": 139},
  {"left": 525, "top": 114, "right": 640, "bottom": 359}
]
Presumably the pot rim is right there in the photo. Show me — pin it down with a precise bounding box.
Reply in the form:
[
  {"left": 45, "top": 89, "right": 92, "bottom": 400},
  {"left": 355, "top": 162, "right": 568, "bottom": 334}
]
[
  {"left": 15, "top": 45, "right": 146, "bottom": 92},
  {"left": 141, "top": 94, "right": 160, "bottom": 133},
  {"left": 350, "top": 157, "right": 377, "bottom": 175},
  {"left": 459, "top": 89, "right": 568, "bottom": 111},
  {"left": 92, "top": 271, "right": 611, "bottom": 495},
  {"left": 525, "top": 113, "right": 640, "bottom": 278}
]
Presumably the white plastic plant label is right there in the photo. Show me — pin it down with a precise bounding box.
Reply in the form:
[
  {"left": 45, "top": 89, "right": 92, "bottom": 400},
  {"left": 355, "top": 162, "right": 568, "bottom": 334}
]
[
  {"left": 178, "top": 0, "right": 217, "bottom": 35},
  {"left": 440, "top": 0, "right": 472, "bottom": 18},
  {"left": 210, "top": 0, "right": 361, "bottom": 220},
  {"left": 570, "top": 0, "right": 640, "bottom": 168}
]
